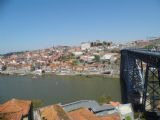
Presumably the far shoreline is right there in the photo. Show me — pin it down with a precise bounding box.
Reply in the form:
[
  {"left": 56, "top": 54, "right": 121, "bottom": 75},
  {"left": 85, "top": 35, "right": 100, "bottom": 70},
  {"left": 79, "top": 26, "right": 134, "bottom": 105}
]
[{"left": 0, "top": 72, "right": 120, "bottom": 80}]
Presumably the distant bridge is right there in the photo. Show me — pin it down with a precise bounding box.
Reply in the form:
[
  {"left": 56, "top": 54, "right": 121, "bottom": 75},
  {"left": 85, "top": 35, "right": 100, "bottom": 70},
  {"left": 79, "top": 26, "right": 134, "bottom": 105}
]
[{"left": 120, "top": 49, "right": 160, "bottom": 119}]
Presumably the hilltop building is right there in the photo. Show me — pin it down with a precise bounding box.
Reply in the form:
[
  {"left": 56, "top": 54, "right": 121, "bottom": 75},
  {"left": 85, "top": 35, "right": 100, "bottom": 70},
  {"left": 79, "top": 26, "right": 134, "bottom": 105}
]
[{"left": 81, "top": 42, "right": 91, "bottom": 50}]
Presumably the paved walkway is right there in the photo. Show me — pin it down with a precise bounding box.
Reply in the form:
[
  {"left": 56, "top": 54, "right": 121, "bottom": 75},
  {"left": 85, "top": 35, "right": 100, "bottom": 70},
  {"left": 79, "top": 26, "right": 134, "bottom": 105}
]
[{"left": 62, "top": 100, "right": 116, "bottom": 115}]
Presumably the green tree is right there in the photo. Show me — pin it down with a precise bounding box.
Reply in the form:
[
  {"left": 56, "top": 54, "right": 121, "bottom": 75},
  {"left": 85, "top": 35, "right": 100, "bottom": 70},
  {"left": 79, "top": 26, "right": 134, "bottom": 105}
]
[
  {"left": 60, "top": 55, "right": 70, "bottom": 61},
  {"left": 98, "top": 95, "right": 112, "bottom": 105},
  {"left": 30, "top": 65, "right": 35, "bottom": 71},
  {"left": 144, "top": 44, "right": 156, "bottom": 50},
  {"left": 32, "top": 99, "right": 44, "bottom": 109},
  {"left": 70, "top": 53, "right": 75, "bottom": 59},
  {"left": 72, "top": 60, "right": 78, "bottom": 66},
  {"left": 94, "top": 55, "right": 100, "bottom": 62},
  {"left": 125, "top": 116, "right": 132, "bottom": 120},
  {"left": 106, "top": 96, "right": 112, "bottom": 104},
  {"left": 103, "top": 41, "right": 107, "bottom": 45}
]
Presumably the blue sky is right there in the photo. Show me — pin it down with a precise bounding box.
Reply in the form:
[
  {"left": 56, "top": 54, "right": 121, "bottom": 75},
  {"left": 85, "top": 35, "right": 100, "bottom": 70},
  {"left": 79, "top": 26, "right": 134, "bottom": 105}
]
[{"left": 0, "top": 0, "right": 160, "bottom": 54}]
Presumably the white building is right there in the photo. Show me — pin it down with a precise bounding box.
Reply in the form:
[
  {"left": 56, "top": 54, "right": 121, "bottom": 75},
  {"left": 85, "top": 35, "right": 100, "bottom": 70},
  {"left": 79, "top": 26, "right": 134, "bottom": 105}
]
[
  {"left": 100, "top": 53, "right": 118, "bottom": 62},
  {"left": 0, "top": 65, "right": 2, "bottom": 71},
  {"left": 101, "top": 54, "right": 112, "bottom": 61},
  {"left": 81, "top": 42, "right": 91, "bottom": 50},
  {"left": 34, "top": 69, "right": 43, "bottom": 75},
  {"left": 80, "top": 55, "right": 95, "bottom": 63},
  {"left": 72, "top": 51, "right": 83, "bottom": 57}
]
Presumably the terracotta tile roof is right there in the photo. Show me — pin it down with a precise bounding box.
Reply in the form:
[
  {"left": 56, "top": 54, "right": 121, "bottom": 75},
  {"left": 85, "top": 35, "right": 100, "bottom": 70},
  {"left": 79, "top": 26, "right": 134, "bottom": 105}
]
[
  {"left": 0, "top": 98, "right": 31, "bottom": 120},
  {"left": 68, "top": 108, "right": 99, "bottom": 120},
  {"left": 0, "top": 112, "right": 22, "bottom": 120},
  {"left": 40, "top": 104, "right": 71, "bottom": 120},
  {"left": 68, "top": 108, "right": 121, "bottom": 120}
]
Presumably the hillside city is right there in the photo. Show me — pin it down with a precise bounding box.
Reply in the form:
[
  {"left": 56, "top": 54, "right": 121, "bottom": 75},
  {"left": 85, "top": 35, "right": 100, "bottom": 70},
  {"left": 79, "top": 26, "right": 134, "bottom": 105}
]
[
  {"left": 1, "top": 38, "right": 160, "bottom": 120},
  {"left": 0, "top": 38, "right": 159, "bottom": 76}
]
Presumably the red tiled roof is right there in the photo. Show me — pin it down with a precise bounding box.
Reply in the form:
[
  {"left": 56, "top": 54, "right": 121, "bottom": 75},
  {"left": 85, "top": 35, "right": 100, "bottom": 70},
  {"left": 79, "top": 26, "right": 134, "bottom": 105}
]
[
  {"left": 68, "top": 108, "right": 99, "bottom": 120},
  {"left": 0, "top": 112, "right": 22, "bottom": 120},
  {"left": 0, "top": 98, "right": 31, "bottom": 120},
  {"left": 68, "top": 108, "right": 121, "bottom": 120},
  {"left": 40, "top": 104, "right": 71, "bottom": 120}
]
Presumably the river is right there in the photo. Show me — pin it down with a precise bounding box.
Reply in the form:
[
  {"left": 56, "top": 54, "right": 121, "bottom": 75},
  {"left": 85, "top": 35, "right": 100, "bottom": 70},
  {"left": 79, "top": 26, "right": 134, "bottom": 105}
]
[{"left": 0, "top": 75, "right": 121, "bottom": 105}]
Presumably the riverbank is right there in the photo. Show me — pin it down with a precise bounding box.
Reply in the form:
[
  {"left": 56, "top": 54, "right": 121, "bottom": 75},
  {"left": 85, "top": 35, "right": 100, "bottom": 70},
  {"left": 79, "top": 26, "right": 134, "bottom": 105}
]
[
  {"left": 0, "top": 68, "right": 120, "bottom": 78},
  {"left": 0, "top": 72, "right": 119, "bottom": 79},
  {"left": 54, "top": 74, "right": 119, "bottom": 81},
  {"left": 0, "top": 73, "right": 120, "bottom": 81}
]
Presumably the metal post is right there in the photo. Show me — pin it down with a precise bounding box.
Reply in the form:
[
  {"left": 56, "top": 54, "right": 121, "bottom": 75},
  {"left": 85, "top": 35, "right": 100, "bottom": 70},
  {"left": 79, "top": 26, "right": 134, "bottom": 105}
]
[{"left": 143, "top": 64, "right": 149, "bottom": 112}]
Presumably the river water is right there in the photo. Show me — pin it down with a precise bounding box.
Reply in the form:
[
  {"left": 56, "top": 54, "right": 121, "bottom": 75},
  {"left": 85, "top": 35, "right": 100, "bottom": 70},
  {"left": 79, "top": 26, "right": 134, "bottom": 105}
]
[{"left": 0, "top": 75, "right": 121, "bottom": 105}]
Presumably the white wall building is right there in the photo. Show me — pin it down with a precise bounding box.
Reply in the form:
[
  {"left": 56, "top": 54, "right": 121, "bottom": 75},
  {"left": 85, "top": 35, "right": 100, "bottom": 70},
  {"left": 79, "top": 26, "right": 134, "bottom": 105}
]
[
  {"left": 80, "top": 55, "right": 95, "bottom": 63},
  {"left": 72, "top": 51, "right": 83, "bottom": 57},
  {"left": 100, "top": 53, "right": 118, "bottom": 62},
  {"left": 101, "top": 54, "right": 112, "bottom": 61},
  {"left": 81, "top": 42, "right": 91, "bottom": 50},
  {"left": 0, "top": 65, "right": 2, "bottom": 71}
]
